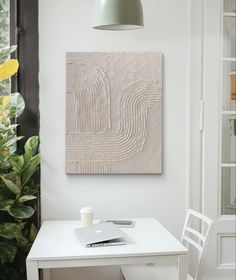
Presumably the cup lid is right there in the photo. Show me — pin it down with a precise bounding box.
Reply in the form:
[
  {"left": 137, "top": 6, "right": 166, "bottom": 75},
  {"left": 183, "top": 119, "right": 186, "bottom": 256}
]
[
  {"left": 80, "top": 207, "right": 93, "bottom": 213},
  {"left": 230, "top": 71, "right": 236, "bottom": 75}
]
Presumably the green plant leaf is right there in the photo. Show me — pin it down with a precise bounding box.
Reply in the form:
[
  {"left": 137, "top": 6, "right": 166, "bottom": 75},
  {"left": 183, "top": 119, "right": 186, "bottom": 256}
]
[
  {"left": 21, "top": 184, "right": 39, "bottom": 195},
  {"left": 19, "top": 195, "right": 37, "bottom": 203},
  {"left": 0, "top": 223, "right": 28, "bottom": 246},
  {"left": 0, "top": 199, "right": 14, "bottom": 211},
  {"left": 2, "top": 171, "right": 19, "bottom": 182},
  {"left": 0, "top": 45, "right": 17, "bottom": 64},
  {"left": 0, "top": 176, "right": 20, "bottom": 194},
  {"left": 17, "top": 222, "right": 26, "bottom": 231},
  {"left": 3, "top": 135, "right": 24, "bottom": 148},
  {"left": 22, "top": 154, "right": 40, "bottom": 186},
  {"left": 29, "top": 223, "right": 38, "bottom": 243},
  {"left": 29, "top": 184, "right": 40, "bottom": 195},
  {"left": 0, "top": 242, "right": 17, "bottom": 264},
  {"left": 8, "top": 205, "right": 35, "bottom": 219},
  {"left": 10, "top": 155, "right": 24, "bottom": 173},
  {"left": 24, "top": 136, "right": 39, "bottom": 163},
  {"left": 0, "top": 123, "right": 18, "bottom": 132},
  {"left": 0, "top": 185, "right": 12, "bottom": 200},
  {"left": 8, "top": 92, "right": 25, "bottom": 118}
]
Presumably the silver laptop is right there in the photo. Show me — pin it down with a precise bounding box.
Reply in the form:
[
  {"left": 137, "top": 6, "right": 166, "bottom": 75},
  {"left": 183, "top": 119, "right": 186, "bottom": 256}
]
[{"left": 75, "top": 222, "right": 127, "bottom": 247}]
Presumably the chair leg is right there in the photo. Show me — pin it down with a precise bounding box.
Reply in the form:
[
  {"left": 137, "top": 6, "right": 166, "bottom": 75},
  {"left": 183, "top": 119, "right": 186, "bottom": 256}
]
[{"left": 119, "top": 267, "right": 126, "bottom": 280}]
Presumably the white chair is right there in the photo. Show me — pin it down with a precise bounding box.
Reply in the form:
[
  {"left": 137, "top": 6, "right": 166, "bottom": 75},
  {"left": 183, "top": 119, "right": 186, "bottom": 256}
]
[{"left": 121, "top": 209, "right": 213, "bottom": 280}]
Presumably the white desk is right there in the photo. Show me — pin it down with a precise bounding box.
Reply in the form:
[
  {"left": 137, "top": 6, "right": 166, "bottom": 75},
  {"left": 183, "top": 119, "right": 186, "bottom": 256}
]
[{"left": 26, "top": 218, "right": 188, "bottom": 280}]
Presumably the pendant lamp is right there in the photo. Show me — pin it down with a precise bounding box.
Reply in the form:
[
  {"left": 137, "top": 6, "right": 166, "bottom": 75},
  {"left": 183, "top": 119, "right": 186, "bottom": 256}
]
[{"left": 93, "top": 0, "right": 144, "bottom": 30}]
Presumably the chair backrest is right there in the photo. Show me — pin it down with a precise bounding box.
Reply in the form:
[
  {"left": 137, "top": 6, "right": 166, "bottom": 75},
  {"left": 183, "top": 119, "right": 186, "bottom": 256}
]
[{"left": 181, "top": 209, "right": 213, "bottom": 280}]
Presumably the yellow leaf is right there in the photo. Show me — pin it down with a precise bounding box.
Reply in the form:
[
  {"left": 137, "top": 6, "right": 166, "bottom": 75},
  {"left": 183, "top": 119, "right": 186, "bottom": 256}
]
[
  {"left": 0, "top": 59, "right": 19, "bottom": 81},
  {"left": 0, "top": 95, "right": 10, "bottom": 106},
  {"left": 2, "top": 148, "right": 9, "bottom": 157}
]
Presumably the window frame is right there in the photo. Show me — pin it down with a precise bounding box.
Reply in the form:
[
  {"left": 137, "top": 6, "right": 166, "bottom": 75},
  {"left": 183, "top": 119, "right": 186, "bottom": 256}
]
[
  {"left": 10, "top": 0, "right": 40, "bottom": 225},
  {"left": 10, "top": 0, "right": 39, "bottom": 141}
]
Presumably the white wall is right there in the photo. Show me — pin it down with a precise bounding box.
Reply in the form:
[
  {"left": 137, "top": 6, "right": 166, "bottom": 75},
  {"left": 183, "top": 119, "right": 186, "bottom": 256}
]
[{"left": 39, "top": 0, "right": 189, "bottom": 279}]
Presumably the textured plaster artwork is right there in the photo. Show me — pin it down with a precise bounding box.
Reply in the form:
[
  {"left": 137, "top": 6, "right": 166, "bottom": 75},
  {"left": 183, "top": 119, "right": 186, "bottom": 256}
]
[{"left": 66, "top": 52, "right": 162, "bottom": 174}]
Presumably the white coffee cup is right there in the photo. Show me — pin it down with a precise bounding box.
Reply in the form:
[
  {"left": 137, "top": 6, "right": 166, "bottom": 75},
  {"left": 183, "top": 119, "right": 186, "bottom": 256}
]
[{"left": 80, "top": 207, "right": 94, "bottom": 227}]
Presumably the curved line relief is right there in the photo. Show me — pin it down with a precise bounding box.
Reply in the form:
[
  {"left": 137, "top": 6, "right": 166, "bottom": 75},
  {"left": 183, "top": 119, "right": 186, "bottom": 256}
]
[
  {"left": 66, "top": 68, "right": 162, "bottom": 163},
  {"left": 68, "top": 62, "right": 111, "bottom": 134}
]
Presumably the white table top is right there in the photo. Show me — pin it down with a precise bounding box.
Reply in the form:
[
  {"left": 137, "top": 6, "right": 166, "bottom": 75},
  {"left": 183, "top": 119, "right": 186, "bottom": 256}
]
[{"left": 27, "top": 218, "right": 187, "bottom": 261}]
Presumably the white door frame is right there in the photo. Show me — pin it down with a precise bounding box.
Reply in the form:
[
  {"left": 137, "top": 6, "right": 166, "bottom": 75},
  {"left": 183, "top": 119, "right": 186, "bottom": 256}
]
[{"left": 189, "top": 0, "right": 236, "bottom": 279}]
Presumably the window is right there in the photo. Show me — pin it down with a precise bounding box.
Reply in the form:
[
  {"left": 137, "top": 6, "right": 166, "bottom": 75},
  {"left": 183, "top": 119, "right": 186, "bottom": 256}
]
[
  {"left": 0, "top": 0, "right": 10, "bottom": 48},
  {"left": 0, "top": 0, "right": 10, "bottom": 95},
  {"left": 0, "top": 0, "right": 40, "bottom": 223}
]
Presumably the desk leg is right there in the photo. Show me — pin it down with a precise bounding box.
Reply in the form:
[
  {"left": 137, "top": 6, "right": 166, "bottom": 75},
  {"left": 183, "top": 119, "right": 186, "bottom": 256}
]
[
  {"left": 178, "top": 255, "right": 188, "bottom": 280},
  {"left": 26, "top": 260, "right": 39, "bottom": 280}
]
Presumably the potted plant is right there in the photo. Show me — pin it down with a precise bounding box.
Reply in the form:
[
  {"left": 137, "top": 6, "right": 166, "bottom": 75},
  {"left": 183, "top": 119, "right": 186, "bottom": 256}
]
[{"left": 0, "top": 46, "right": 40, "bottom": 280}]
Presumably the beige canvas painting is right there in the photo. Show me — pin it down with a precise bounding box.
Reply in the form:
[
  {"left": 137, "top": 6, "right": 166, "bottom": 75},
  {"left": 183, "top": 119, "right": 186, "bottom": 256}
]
[{"left": 66, "top": 52, "right": 162, "bottom": 174}]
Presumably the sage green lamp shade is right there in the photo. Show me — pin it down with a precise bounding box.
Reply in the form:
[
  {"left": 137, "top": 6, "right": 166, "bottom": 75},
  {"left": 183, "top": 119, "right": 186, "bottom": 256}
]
[{"left": 93, "top": 0, "right": 144, "bottom": 30}]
